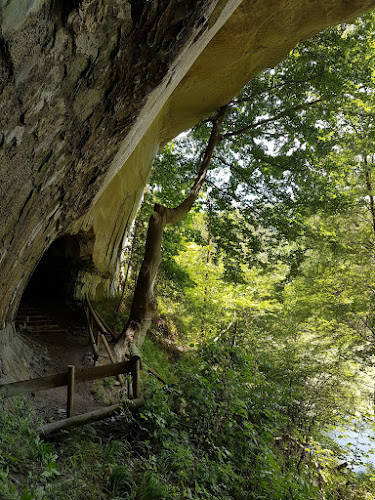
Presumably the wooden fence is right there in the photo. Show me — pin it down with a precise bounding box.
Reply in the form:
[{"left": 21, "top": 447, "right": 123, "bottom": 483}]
[{"left": 0, "top": 297, "right": 143, "bottom": 436}]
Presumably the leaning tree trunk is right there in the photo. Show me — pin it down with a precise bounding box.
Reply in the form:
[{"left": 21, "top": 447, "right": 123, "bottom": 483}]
[{"left": 114, "top": 106, "right": 227, "bottom": 356}]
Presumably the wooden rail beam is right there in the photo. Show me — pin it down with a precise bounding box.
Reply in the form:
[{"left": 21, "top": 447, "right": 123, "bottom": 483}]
[
  {"left": 67, "top": 365, "right": 75, "bottom": 418},
  {"left": 84, "top": 305, "right": 100, "bottom": 361},
  {"left": 100, "top": 333, "right": 125, "bottom": 387},
  {"left": 0, "top": 372, "right": 67, "bottom": 397},
  {"left": 95, "top": 308, "right": 116, "bottom": 340},
  {"left": 0, "top": 360, "right": 132, "bottom": 397},
  {"left": 39, "top": 398, "right": 144, "bottom": 437},
  {"left": 85, "top": 295, "right": 115, "bottom": 339}
]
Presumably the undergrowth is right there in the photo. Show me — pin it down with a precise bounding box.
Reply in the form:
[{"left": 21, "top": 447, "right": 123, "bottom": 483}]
[{"left": 1, "top": 339, "right": 375, "bottom": 499}]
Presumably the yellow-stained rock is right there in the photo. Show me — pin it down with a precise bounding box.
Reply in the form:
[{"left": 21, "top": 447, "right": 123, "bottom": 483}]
[
  {"left": 1, "top": 0, "right": 375, "bottom": 329},
  {"left": 79, "top": 0, "right": 375, "bottom": 296}
]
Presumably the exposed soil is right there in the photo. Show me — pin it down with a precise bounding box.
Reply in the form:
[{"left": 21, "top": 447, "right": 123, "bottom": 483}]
[{"left": 14, "top": 300, "right": 123, "bottom": 426}]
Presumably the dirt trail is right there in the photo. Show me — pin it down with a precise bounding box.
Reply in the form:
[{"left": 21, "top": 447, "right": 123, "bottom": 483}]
[{"left": 15, "top": 301, "right": 118, "bottom": 422}]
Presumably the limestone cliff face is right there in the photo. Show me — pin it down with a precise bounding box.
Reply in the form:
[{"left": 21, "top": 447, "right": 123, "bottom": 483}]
[{"left": 0, "top": 0, "right": 375, "bottom": 327}]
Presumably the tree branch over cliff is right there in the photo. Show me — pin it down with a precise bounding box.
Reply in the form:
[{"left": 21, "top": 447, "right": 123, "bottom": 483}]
[
  {"left": 114, "top": 105, "right": 228, "bottom": 355},
  {"left": 220, "top": 99, "right": 322, "bottom": 140}
]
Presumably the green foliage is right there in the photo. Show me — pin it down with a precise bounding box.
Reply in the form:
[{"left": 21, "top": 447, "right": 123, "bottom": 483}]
[
  {"left": 1, "top": 329, "right": 374, "bottom": 500},
  {"left": 136, "top": 339, "right": 336, "bottom": 499},
  {"left": 136, "top": 472, "right": 171, "bottom": 500},
  {"left": 141, "top": 337, "right": 177, "bottom": 383},
  {"left": 0, "top": 397, "right": 60, "bottom": 500},
  {"left": 6, "top": 13, "right": 375, "bottom": 500},
  {"left": 107, "top": 464, "right": 135, "bottom": 497},
  {"left": 144, "top": 13, "right": 375, "bottom": 284},
  {"left": 108, "top": 12, "right": 375, "bottom": 500}
]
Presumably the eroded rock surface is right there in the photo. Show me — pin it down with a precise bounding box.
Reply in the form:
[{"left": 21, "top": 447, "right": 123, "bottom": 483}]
[{"left": 1, "top": 0, "right": 375, "bottom": 332}]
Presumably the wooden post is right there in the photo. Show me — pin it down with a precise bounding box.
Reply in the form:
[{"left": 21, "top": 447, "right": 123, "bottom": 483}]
[
  {"left": 101, "top": 334, "right": 125, "bottom": 387},
  {"left": 84, "top": 306, "right": 100, "bottom": 362},
  {"left": 127, "top": 377, "right": 134, "bottom": 400},
  {"left": 67, "top": 365, "right": 75, "bottom": 418},
  {"left": 132, "top": 358, "right": 141, "bottom": 399}
]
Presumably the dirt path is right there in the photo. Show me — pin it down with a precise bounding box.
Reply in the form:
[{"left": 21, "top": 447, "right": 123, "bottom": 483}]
[{"left": 15, "top": 301, "right": 119, "bottom": 423}]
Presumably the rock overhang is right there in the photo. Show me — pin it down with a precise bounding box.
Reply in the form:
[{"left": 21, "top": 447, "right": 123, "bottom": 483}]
[{"left": 1, "top": 0, "right": 375, "bottom": 325}]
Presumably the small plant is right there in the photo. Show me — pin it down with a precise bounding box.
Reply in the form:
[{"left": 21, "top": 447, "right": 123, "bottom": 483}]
[
  {"left": 136, "top": 471, "right": 171, "bottom": 500},
  {"left": 108, "top": 464, "right": 136, "bottom": 497}
]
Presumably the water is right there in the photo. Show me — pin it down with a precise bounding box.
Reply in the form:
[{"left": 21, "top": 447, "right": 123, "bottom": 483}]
[{"left": 329, "top": 419, "right": 375, "bottom": 472}]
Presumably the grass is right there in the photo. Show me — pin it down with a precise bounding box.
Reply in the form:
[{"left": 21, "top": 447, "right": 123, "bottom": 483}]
[{"left": 141, "top": 337, "right": 177, "bottom": 385}]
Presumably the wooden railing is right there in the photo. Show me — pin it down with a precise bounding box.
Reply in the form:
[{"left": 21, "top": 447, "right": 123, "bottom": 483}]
[
  {"left": 84, "top": 294, "right": 117, "bottom": 364},
  {"left": 0, "top": 356, "right": 143, "bottom": 436},
  {"left": 83, "top": 295, "right": 143, "bottom": 398},
  {"left": 0, "top": 296, "right": 143, "bottom": 436}
]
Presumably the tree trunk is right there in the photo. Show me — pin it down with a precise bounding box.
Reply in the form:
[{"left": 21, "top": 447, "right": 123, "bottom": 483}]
[
  {"left": 117, "top": 220, "right": 139, "bottom": 314},
  {"left": 201, "top": 234, "right": 212, "bottom": 339},
  {"left": 364, "top": 156, "right": 375, "bottom": 242},
  {"left": 114, "top": 106, "right": 227, "bottom": 356}
]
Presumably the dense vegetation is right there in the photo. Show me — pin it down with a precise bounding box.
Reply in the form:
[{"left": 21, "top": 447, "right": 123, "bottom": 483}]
[{"left": 2, "top": 12, "right": 375, "bottom": 500}]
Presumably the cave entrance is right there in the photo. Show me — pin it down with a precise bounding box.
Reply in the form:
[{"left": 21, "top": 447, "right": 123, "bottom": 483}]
[{"left": 22, "top": 235, "right": 81, "bottom": 307}]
